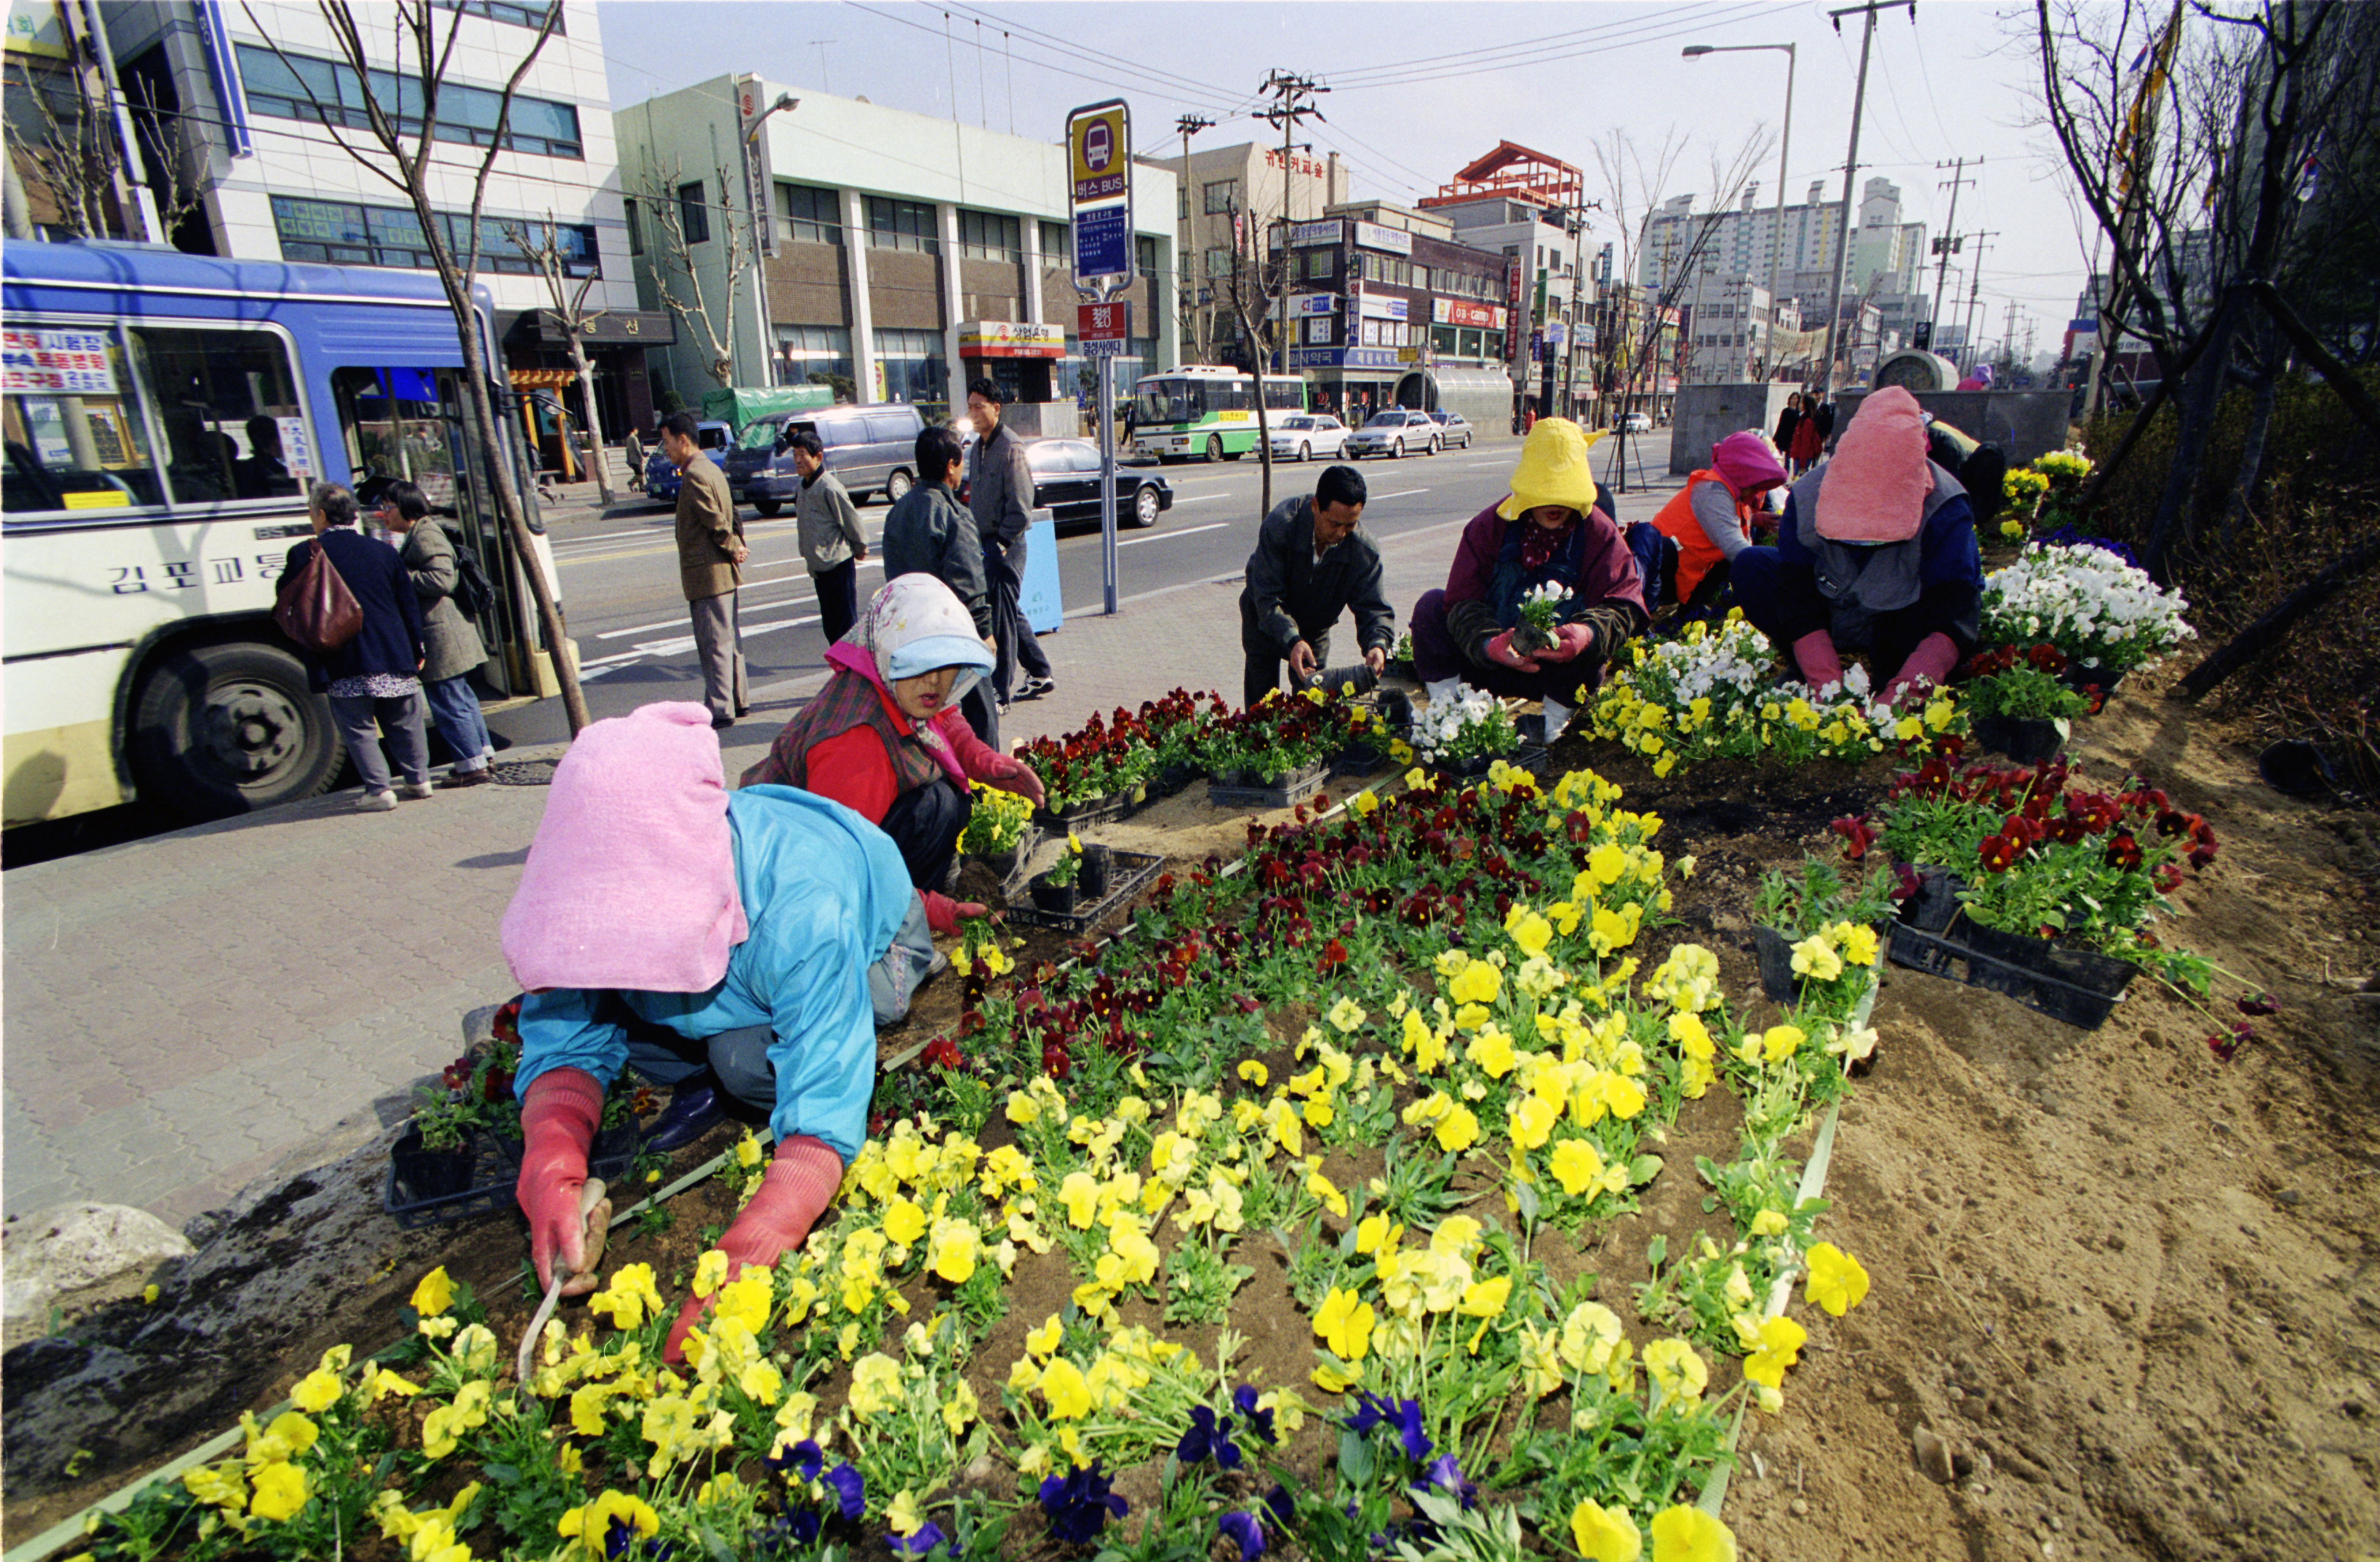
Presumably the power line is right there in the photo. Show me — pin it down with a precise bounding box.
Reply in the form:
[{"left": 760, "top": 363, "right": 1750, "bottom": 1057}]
[
  {"left": 1323, "top": 1, "right": 1782, "bottom": 91},
  {"left": 1324, "top": 0, "right": 1771, "bottom": 86}
]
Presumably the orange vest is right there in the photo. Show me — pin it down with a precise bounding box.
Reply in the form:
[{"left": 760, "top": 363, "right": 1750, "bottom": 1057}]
[{"left": 1651, "top": 471, "right": 1749, "bottom": 603}]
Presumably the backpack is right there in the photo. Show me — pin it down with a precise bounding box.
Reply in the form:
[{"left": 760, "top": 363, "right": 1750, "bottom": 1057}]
[{"left": 449, "top": 535, "right": 498, "bottom": 623}]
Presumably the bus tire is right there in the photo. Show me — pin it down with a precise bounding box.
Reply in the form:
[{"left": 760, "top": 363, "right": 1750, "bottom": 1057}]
[
  {"left": 882, "top": 468, "right": 914, "bottom": 503},
  {"left": 1205, "top": 434, "right": 1225, "bottom": 462},
  {"left": 129, "top": 641, "right": 341, "bottom": 821},
  {"left": 751, "top": 496, "right": 783, "bottom": 518}
]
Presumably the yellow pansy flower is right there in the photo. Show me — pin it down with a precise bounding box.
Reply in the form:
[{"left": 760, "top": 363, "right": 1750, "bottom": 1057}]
[
  {"left": 1648, "top": 1505, "right": 1737, "bottom": 1562},
  {"left": 247, "top": 1462, "right": 307, "bottom": 1523},
  {"left": 1805, "top": 1242, "right": 1871, "bottom": 1316},
  {"left": 1313, "top": 1287, "right": 1376, "bottom": 1361},
  {"left": 409, "top": 1266, "right": 455, "bottom": 1318},
  {"left": 1571, "top": 1498, "right": 1643, "bottom": 1562}
]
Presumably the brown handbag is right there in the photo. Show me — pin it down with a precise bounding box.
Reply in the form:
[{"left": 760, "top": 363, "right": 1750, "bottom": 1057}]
[{"left": 274, "top": 537, "right": 364, "bottom": 653}]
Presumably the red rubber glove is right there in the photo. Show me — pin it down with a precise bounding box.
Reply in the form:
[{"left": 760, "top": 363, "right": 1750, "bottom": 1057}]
[
  {"left": 920, "top": 889, "right": 988, "bottom": 936},
  {"left": 1538, "top": 623, "right": 1596, "bottom": 664},
  {"left": 977, "top": 752, "right": 1046, "bottom": 808},
  {"left": 665, "top": 1134, "right": 845, "bottom": 1362},
  {"left": 1790, "top": 630, "right": 1844, "bottom": 690},
  {"left": 1881, "top": 633, "right": 1961, "bottom": 709},
  {"left": 1484, "top": 630, "right": 1542, "bottom": 673},
  {"left": 517, "top": 1067, "right": 604, "bottom": 1296}
]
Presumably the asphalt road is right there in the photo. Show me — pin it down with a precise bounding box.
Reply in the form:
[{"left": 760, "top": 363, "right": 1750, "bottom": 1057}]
[{"left": 483, "top": 438, "right": 1526, "bottom": 748}]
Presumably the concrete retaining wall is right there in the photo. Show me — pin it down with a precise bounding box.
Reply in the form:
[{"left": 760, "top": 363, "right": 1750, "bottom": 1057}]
[
  {"left": 1667, "top": 383, "right": 1795, "bottom": 474},
  {"left": 1833, "top": 390, "right": 2073, "bottom": 466}
]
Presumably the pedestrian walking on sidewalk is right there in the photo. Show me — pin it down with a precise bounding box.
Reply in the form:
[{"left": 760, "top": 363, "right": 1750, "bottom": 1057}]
[
  {"left": 880, "top": 424, "right": 1000, "bottom": 747},
  {"left": 1406, "top": 419, "right": 1648, "bottom": 742},
  {"left": 1773, "top": 393, "right": 1804, "bottom": 462},
  {"left": 500, "top": 702, "right": 966, "bottom": 1367},
  {"left": 624, "top": 428, "right": 646, "bottom": 493},
  {"left": 1238, "top": 464, "right": 1395, "bottom": 709},
  {"left": 664, "top": 410, "right": 748, "bottom": 729},
  {"left": 378, "top": 480, "right": 496, "bottom": 786},
  {"left": 741, "top": 574, "right": 1045, "bottom": 891},
  {"left": 282, "top": 481, "right": 432, "bottom": 811},
  {"left": 790, "top": 430, "right": 868, "bottom": 645},
  {"left": 964, "top": 378, "right": 1056, "bottom": 706}
]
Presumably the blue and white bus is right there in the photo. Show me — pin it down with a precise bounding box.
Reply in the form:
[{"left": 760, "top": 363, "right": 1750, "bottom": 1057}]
[{"left": 3, "top": 241, "right": 562, "bottom": 826}]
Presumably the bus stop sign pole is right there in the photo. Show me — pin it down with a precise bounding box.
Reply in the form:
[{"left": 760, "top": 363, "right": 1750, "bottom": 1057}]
[
  {"left": 1098, "top": 345, "right": 1118, "bottom": 614},
  {"left": 1066, "top": 97, "right": 1131, "bottom": 616}
]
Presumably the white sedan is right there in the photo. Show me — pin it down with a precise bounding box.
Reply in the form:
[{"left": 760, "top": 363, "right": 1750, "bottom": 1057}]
[{"left": 1266, "top": 413, "right": 1351, "bottom": 462}]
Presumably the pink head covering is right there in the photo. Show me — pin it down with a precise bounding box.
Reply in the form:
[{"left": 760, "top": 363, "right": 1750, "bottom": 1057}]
[
  {"left": 1814, "top": 386, "right": 1930, "bottom": 543},
  {"left": 1710, "top": 431, "right": 1787, "bottom": 500},
  {"left": 500, "top": 701, "right": 748, "bottom": 994}
]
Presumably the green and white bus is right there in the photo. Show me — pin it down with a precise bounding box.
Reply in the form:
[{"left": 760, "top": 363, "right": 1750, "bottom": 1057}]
[{"left": 1129, "top": 366, "right": 1306, "bottom": 463}]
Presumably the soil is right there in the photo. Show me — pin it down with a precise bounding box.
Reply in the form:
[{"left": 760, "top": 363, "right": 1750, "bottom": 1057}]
[{"left": 7, "top": 661, "right": 2378, "bottom": 1559}]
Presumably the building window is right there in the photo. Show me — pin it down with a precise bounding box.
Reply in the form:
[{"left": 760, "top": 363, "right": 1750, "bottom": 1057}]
[
  {"left": 676, "top": 181, "right": 709, "bottom": 245},
  {"left": 270, "top": 195, "right": 597, "bottom": 276},
  {"left": 624, "top": 197, "right": 641, "bottom": 255},
  {"left": 1040, "top": 220, "right": 1070, "bottom": 266},
  {"left": 775, "top": 323, "right": 853, "bottom": 391},
  {"left": 777, "top": 183, "right": 842, "bottom": 245},
  {"left": 1302, "top": 249, "right": 1333, "bottom": 281},
  {"left": 1136, "top": 234, "right": 1159, "bottom": 284},
  {"left": 431, "top": 0, "right": 564, "bottom": 31},
  {"left": 873, "top": 327, "right": 946, "bottom": 411},
  {"left": 867, "top": 197, "right": 940, "bottom": 254},
  {"left": 1202, "top": 179, "right": 1238, "bottom": 216},
  {"left": 1205, "top": 248, "right": 1232, "bottom": 279},
  {"left": 957, "top": 209, "right": 1020, "bottom": 262},
  {"left": 234, "top": 43, "right": 582, "bottom": 159}
]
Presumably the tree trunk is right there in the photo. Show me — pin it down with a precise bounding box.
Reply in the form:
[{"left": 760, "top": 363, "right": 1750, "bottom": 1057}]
[
  {"left": 2217, "top": 367, "right": 2277, "bottom": 554},
  {"left": 2175, "top": 532, "right": 2380, "bottom": 699},
  {"left": 568, "top": 333, "right": 614, "bottom": 505},
  {"left": 2141, "top": 288, "right": 2245, "bottom": 581}
]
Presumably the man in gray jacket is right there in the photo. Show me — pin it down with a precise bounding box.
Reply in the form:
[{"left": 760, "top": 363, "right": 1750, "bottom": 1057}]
[
  {"left": 963, "top": 378, "right": 1055, "bottom": 706},
  {"left": 881, "top": 423, "right": 1000, "bottom": 745},
  {"left": 1238, "top": 464, "right": 1394, "bottom": 710},
  {"left": 790, "top": 429, "right": 868, "bottom": 643}
]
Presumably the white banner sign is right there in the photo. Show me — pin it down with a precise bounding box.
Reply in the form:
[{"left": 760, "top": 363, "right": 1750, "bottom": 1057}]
[
  {"left": 1351, "top": 220, "right": 1413, "bottom": 256},
  {"left": 2, "top": 328, "right": 116, "bottom": 394}
]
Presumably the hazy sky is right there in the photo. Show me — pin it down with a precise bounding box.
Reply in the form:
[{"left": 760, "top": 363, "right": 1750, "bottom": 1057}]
[{"left": 598, "top": 0, "right": 2091, "bottom": 359}]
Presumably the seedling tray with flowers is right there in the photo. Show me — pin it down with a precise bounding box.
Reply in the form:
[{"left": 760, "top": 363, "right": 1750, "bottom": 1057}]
[
  {"left": 1198, "top": 684, "right": 1390, "bottom": 808},
  {"left": 80, "top": 758, "right": 1900, "bottom": 1562},
  {"left": 1008, "top": 844, "right": 1166, "bottom": 932},
  {"left": 1022, "top": 690, "right": 1233, "bottom": 829},
  {"left": 1979, "top": 537, "right": 2193, "bottom": 684}
]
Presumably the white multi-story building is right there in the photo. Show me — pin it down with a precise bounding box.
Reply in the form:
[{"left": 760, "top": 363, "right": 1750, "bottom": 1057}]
[
  {"left": 1643, "top": 176, "right": 1928, "bottom": 355},
  {"left": 1148, "top": 140, "right": 1347, "bottom": 367},
  {"left": 100, "top": 0, "right": 660, "bottom": 454},
  {"left": 617, "top": 79, "right": 1177, "bottom": 423}
]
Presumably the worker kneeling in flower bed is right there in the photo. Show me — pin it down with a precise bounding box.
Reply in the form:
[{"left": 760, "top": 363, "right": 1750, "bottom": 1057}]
[
  {"left": 1407, "top": 418, "right": 1648, "bottom": 741},
  {"left": 740, "top": 573, "right": 1046, "bottom": 893},
  {"left": 499, "top": 701, "right": 918, "bottom": 1362},
  {"left": 1727, "top": 385, "right": 1983, "bottom": 707}
]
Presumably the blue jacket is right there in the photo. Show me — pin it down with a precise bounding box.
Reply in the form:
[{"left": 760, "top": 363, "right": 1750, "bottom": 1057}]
[
  {"left": 512, "top": 786, "right": 912, "bottom": 1163},
  {"left": 281, "top": 526, "right": 427, "bottom": 690}
]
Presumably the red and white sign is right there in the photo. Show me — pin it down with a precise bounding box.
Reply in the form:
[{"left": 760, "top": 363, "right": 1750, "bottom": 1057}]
[
  {"left": 1433, "top": 298, "right": 1507, "bottom": 331},
  {"left": 1078, "top": 301, "right": 1132, "bottom": 356},
  {"left": 2, "top": 328, "right": 115, "bottom": 394}
]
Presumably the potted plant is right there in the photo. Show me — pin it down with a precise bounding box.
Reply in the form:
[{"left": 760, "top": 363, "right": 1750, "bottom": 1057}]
[
  {"left": 1749, "top": 856, "right": 1896, "bottom": 1007},
  {"left": 1509, "top": 582, "right": 1564, "bottom": 657},
  {"left": 391, "top": 1077, "right": 483, "bottom": 1203},
  {"left": 1410, "top": 686, "right": 1520, "bottom": 777},
  {"left": 1384, "top": 630, "right": 1417, "bottom": 680},
  {"left": 960, "top": 786, "right": 1036, "bottom": 878},
  {"left": 1030, "top": 833, "right": 1090, "bottom": 913},
  {"left": 1964, "top": 644, "right": 2092, "bottom": 762}
]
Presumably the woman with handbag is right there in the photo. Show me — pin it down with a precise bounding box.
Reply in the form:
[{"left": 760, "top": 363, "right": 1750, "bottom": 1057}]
[
  {"left": 377, "top": 480, "right": 496, "bottom": 788},
  {"left": 281, "top": 481, "right": 433, "bottom": 811}
]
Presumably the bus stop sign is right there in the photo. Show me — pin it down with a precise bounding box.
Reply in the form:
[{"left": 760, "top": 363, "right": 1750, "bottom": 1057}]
[{"left": 1067, "top": 99, "right": 1132, "bottom": 285}]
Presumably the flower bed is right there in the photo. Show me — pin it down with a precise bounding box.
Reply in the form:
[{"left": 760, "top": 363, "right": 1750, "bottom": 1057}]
[
  {"left": 85, "top": 766, "right": 1892, "bottom": 1562},
  {"left": 1587, "top": 615, "right": 1964, "bottom": 777},
  {"left": 1019, "top": 691, "right": 1231, "bottom": 818}
]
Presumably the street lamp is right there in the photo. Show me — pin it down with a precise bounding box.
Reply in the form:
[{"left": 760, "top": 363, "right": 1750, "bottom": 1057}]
[
  {"left": 1684, "top": 42, "right": 1795, "bottom": 382},
  {"left": 741, "top": 93, "right": 799, "bottom": 386}
]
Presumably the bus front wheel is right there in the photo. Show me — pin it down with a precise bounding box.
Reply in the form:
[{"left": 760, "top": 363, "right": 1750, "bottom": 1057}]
[
  {"left": 130, "top": 641, "right": 341, "bottom": 820},
  {"left": 1205, "top": 434, "right": 1225, "bottom": 462}
]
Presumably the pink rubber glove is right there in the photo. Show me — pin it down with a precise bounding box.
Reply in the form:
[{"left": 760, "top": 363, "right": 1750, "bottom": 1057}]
[
  {"left": 978, "top": 752, "right": 1046, "bottom": 808},
  {"left": 1790, "top": 630, "right": 1844, "bottom": 690},
  {"left": 1881, "top": 633, "right": 1960, "bottom": 708},
  {"left": 1485, "top": 630, "right": 1542, "bottom": 673},
  {"left": 517, "top": 1067, "right": 604, "bottom": 1296},
  {"left": 920, "top": 889, "right": 986, "bottom": 936},
  {"left": 665, "top": 1134, "right": 845, "bottom": 1362},
  {"left": 1537, "top": 622, "right": 1596, "bottom": 663}
]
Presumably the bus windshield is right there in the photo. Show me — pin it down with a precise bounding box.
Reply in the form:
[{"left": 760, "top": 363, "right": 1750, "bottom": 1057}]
[{"left": 1136, "top": 378, "right": 1202, "bottom": 426}]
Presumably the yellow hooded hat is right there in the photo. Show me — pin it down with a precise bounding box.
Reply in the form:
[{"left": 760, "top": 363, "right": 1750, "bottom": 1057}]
[{"left": 1495, "top": 417, "right": 1611, "bottom": 521}]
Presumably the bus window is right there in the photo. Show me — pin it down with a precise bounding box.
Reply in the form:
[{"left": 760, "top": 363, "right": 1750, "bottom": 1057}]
[
  {"left": 2, "top": 326, "right": 167, "bottom": 515},
  {"left": 1264, "top": 378, "right": 1304, "bottom": 411},
  {"left": 127, "top": 326, "right": 308, "bottom": 504},
  {"left": 1217, "top": 380, "right": 1251, "bottom": 412}
]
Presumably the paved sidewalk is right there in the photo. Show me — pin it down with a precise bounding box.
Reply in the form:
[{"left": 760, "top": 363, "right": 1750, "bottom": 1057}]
[{"left": 0, "top": 463, "right": 1685, "bottom": 1230}]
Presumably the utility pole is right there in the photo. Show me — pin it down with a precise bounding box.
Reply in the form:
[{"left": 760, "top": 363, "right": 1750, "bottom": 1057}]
[
  {"left": 1959, "top": 231, "right": 1998, "bottom": 372},
  {"left": 1820, "top": 0, "right": 1915, "bottom": 396},
  {"left": 1175, "top": 112, "right": 1212, "bottom": 360},
  {"left": 1256, "top": 70, "right": 1323, "bottom": 521},
  {"left": 1929, "top": 155, "right": 1978, "bottom": 341},
  {"left": 1999, "top": 298, "right": 2021, "bottom": 370}
]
